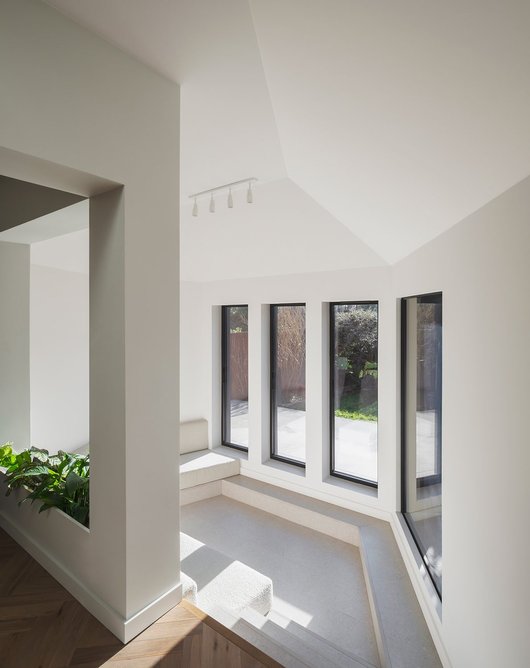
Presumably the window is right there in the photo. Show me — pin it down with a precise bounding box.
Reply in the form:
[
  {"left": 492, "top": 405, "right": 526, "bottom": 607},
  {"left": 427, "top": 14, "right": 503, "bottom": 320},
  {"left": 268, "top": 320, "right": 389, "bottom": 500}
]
[
  {"left": 401, "top": 293, "right": 442, "bottom": 598},
  {"left": 330, "top": 302, "right": 378, "bottom": 486},
  {"left": 270, "top": 304, "right": 306, "bottom": 466},
  {"left": 221, "top": 305, "right": 249, "bottom": 451}
]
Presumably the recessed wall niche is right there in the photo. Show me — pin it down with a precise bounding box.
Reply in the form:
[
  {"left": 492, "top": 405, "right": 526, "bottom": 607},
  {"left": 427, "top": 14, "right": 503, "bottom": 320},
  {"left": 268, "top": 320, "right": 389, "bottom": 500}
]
[{"left": 0, "top": 176, "right": 89, "bottom": 454}]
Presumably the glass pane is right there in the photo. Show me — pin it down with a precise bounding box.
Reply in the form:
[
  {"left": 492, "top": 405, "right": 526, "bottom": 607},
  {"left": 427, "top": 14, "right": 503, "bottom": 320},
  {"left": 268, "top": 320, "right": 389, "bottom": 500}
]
[
  {"left": 271, "top": 305, "right": 306, "bottom": 464},
  {"left": 402, "top": 294, "right": 442, "bottom": 597},
  {"left": 331, "top": 303, "right": 378, "bottom": 484},
  {"left": 222, "top": 306, "right": 249, "bottom": 449}
]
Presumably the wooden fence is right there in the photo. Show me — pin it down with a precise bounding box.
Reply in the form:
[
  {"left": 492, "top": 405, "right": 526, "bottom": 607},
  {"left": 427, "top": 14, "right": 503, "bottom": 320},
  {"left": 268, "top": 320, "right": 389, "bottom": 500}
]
[{"left": 228, "top": 330, "right": 306, "bottom": 403}]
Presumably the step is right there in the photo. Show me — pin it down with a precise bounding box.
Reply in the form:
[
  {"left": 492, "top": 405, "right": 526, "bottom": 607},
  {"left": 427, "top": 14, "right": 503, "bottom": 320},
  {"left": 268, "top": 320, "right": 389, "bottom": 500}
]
[
  {"left": 266, "top": 608, "right": 378, "bottom": 668},
  {"left": 359, "top": 524, "right": 441, "bottom": 668},
  {"left": 221, "top": 475, "right": 442, "bottom": 668},
  {"left": 205, "top": 604, "right": 311, "bottom": 668},
  {"left": 221, "top": 475, "right": 382, "bottom": 546},
  {"left": 180, "top": 532, "right": 272, "bottom": 615},
  {"left": 243, "top": 607, "right": 376, "bottom": 668},
  {"left": 180, "top": 479, "right": 223, "bottom": 506}
]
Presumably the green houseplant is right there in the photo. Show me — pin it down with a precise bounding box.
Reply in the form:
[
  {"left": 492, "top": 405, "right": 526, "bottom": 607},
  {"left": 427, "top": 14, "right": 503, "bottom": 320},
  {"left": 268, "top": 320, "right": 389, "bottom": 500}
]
[{"left": 0, "top": 443, "right": 90, "bottom": 528}]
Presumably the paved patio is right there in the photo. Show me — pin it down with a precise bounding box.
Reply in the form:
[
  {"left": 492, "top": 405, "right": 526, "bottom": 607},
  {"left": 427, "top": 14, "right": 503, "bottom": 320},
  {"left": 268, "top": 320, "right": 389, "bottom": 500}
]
[{"left": 229, "top": 402, "right": 438, "bottom": 484}]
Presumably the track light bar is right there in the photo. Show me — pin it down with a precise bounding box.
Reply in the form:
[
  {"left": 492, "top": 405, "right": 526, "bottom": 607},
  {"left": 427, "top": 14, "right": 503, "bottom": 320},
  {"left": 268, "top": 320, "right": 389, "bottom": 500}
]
[
  {"left": 189, "top": 177, "right": 257, "bottom": 217},
  {"left": 189, "top": 177, "right": 257, "bottom": 200}
]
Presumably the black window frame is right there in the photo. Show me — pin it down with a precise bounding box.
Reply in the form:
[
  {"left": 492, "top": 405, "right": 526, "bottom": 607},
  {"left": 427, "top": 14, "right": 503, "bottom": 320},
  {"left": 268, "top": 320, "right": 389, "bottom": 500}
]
[
  {"left": 221, "top": 304, "right": 249, "bottom": 452},
  {"left": 270, "top": 303, "right": 307, "bottom": 468},
  {"left": 400, "top": 291, "right": 443, "bottom": 600},
  {"left": 329, "top": 301, "right": 379, "bottom": 488}
]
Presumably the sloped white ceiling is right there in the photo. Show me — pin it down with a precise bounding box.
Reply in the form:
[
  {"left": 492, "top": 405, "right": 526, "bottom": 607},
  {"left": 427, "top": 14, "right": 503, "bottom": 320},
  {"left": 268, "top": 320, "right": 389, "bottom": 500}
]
[
  {"left": 250, "top": 0, "right": 530, "bottom": 262},
  {"left": 181, "top": 178, "right": 385, "bottom": 282},
  {"left": 42, "top": 0, "right": 286, "bottom": 197},
  {"left": 43, "top": 0, "right": 530, "bottom": 271}
]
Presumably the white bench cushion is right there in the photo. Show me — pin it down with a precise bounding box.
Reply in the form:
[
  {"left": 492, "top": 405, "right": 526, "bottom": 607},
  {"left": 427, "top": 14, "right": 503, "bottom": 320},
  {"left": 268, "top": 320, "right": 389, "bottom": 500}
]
[
  {"left": 180, "top": 449, "right": 240, "bottom": 489},
  {"left": 181, "top": 532, "right": 272, "bottom": 615},
  {"left": 180, "top": 419, "right": 208, "bottom": 454}
]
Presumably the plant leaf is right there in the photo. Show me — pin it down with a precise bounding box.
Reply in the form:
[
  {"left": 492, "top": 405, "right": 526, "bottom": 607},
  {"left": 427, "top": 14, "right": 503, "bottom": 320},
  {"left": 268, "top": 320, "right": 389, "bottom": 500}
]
[
  {"left": 11, "top": 465, "right": 52, "bottom": 478},
  {"left": 65, "top": 471, "right": 88, "bottom": 497}
]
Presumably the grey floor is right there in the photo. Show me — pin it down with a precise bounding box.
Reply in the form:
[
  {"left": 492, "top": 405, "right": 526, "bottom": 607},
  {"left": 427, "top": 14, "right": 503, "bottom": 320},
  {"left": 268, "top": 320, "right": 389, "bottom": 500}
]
[{"left": 181, "top": 496, "right": 380, "bottom": 667}]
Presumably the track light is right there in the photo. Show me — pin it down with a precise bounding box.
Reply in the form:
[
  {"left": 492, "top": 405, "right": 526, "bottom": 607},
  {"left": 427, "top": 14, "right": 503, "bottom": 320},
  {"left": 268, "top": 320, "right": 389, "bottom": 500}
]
[{"left": 189, "top": 177, "right": 257, "bottom": 217}]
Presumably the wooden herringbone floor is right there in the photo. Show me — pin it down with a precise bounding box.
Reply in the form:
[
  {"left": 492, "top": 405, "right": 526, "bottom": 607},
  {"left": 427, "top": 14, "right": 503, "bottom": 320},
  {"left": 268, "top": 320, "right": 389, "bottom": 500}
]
[{"left": 0, "top": 528, "right": 281, "bottom": 668}]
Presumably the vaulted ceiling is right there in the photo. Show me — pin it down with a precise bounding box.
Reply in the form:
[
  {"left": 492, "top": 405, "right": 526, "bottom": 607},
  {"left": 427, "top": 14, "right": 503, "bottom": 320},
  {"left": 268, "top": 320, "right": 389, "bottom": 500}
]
[{"left": 43, "top": 0, "right": 530, "bottom": 278}]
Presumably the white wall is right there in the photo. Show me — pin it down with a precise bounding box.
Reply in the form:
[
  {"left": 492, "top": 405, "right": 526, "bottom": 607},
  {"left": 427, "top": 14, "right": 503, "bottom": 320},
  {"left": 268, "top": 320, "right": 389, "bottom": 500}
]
[
  {"left": 393, "top": 176, "right": 530, "bottom": 668},
  {"left": 30, "top": 230, "right": 89, "bottom": 452},
  {"left": 0, "top": 0, "right": 180, "bottom": 642},
  {"left": 180, "top": 281, "right": 208, "bottom": 422},
  {"left": 0, "top": 242, "right": 30, "bottom": 449}
]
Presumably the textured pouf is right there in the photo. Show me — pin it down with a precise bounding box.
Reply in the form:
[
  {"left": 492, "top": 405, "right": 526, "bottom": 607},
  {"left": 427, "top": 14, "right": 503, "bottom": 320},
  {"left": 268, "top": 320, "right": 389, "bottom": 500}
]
[
  {"left": 181, "top": 532, "right": 273, "bottom": 615},
  {"left": 181, "top": 571, "right": 198, "bottom": 605}
]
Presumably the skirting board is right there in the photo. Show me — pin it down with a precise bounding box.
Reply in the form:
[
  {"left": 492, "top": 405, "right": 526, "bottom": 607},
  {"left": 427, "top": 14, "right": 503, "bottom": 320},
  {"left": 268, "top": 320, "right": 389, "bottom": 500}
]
[{"left": 0, "top": 511, "right": 182, "bottom": 643}]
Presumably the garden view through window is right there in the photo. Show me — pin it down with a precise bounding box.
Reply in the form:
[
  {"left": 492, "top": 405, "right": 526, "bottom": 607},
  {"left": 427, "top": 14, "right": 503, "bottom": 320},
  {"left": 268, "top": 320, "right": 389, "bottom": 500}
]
[
  {"left": 221, "top": 305, "right": 249, "bottom": 450},
  {"left": 330, "top": 302, "right": 378, "bottom": 485},
  {"left": 402, "top": 293, "right": 443, "bottom": 597},
  {"left": 271, "top": 304, "right": 306, "bottom": 465}
]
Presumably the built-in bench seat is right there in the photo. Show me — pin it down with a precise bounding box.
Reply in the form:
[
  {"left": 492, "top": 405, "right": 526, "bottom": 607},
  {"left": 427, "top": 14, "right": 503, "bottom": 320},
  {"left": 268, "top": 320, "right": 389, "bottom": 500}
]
[
  {"left": 179, "top": 449, "right": 240, "bottom": 490},
  {"left": 180, "top": 418, "right": 209, "bottom": 454},
  {"left": 179, "top": 420, "right": 241, "bottom": 498},
  {"left": 181, "top": 532, "right": 272, "bottom": 616}
]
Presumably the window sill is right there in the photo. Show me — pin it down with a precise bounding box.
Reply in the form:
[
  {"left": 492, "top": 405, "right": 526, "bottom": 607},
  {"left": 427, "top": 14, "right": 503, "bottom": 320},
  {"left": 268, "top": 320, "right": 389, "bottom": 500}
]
[
  {"left": 324, "top": 474, "right": 378, "bottom": 499},
  {"left": 213, "top": 445, "right": 249, "bottom": 462},
  {"left": 263, "top": 458, "right": 306, "bottom": 478}
]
